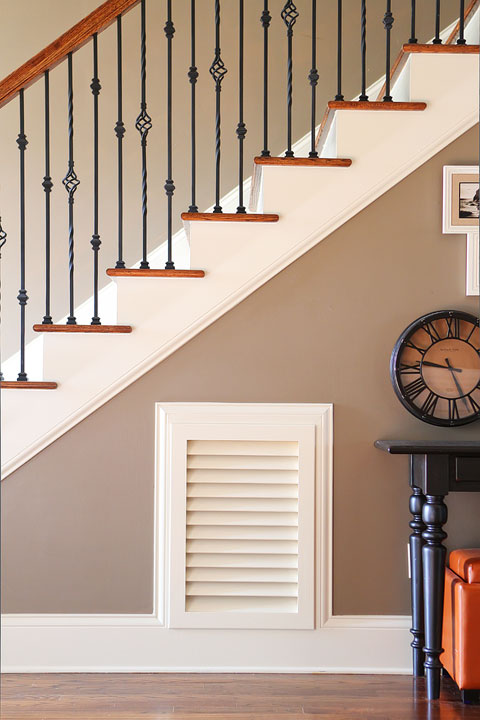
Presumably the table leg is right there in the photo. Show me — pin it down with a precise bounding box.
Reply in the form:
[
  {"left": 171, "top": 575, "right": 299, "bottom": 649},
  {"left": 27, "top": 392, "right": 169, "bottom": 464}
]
[
  {"left": 409, "top": 486, "right": 426, "bottom": 677},
  {"left": 422, "top": 493, "right": 448, "bottom": 701}
]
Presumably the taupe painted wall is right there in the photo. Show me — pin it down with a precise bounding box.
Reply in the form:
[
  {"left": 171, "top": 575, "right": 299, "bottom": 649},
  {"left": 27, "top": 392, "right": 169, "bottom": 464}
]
[
  {"left": 2, "top": 125, "right": 479, "bottom": 615},
  {"left": 0, "top": 1, "right": 459, "bottom": 358}
]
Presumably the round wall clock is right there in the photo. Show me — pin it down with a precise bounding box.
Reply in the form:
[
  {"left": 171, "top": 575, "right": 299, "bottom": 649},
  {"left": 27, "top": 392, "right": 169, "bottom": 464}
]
[{"left": 390, "top": 310, "right": 480, "bottom": 426}]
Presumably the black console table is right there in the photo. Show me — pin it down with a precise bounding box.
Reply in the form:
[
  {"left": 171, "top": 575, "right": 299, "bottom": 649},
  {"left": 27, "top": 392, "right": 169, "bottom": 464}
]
[{"left": 375, "top": 440, "right": 480, "bottom": 701}]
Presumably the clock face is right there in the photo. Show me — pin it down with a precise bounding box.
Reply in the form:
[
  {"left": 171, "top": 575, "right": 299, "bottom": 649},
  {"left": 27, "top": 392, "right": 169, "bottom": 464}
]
[{"left": 391, "top": 310, "right": 480, "bottom": 426}]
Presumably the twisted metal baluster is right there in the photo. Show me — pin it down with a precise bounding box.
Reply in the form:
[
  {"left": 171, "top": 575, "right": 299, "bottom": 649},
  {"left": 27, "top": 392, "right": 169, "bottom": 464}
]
[
  {"left": 359, "top": 0, "right": 368, "bottom": 101},
  {"left": 164, "top": 0, "right": 175, "bottom": 268},
  {"left": 188, "top": 0, "right": 199, "bottom": 212},
  {"left": 236, "top": 0, "right": 247, "bottom": 213},
  {"left": 62, "top": 53, "right": 80, "bottom": 325},
  {"left": 91, "top": 34, "right": 102, "bottom": 324},
  {"left": 308, "top": 0, "right": 318, "bottom": 158},
  {"left": 409, "top": 0, "right": 417, "bottom": 43},
  {"left": 17, "top": 90, "right": 28, "bottom": 380},
  {"left": 136, "top": 0, "right": 152, "bottom": 268},
  {"left": 115, "top": 15, "right": 126, "bottom": 268},
  {"left": 260, "top": 1, "right": 271, "bottom": 157},
  {"left": 0, "top": 217, "right": 6, "bottom": 381},
  {"left": 335, "top": 0, "right": 344, "bottom": 101},
  {"left": 458, "top": 0, "right": 466, "bottom": 44},
  {"left": 383, "top": 1, "right": 394, "bottom": 102},
  {"left": 42, "top": 71, "right": 53, "bottom": 324},
  {"left": 281, "top": 1, "right": 299, "bottom": 157},
  {"left": 209, "top": 0, "right": 227, "bottom": 213},
  {"left": 433, "top": 1, "right": 442, "bottom": 43}
]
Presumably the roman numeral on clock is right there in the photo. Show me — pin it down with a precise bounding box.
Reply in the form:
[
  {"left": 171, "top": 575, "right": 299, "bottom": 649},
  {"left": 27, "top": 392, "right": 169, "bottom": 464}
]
[
  {"left": 468, "top": 394, "right": 480, "bottom": 413},
  {"left": 420, "top": 391, "right": 438, "bottom": 417},
  {"left": 403, "top": 376, "right": 427, "bottom": 401},
  {"left": 446, "top": 316, "right": 461, "bottom": 339},
  {"left": 404, "top": 340, "right": 426, "bottom": 356},
  {"left": 399, "top": 361, "right": 421, "bottom": 375},
  {"left": 448, "top": 398, "right": 460, "bottom": 421},
  {"left": 422, "top": 322, "right": 441, "bottom": 343}
]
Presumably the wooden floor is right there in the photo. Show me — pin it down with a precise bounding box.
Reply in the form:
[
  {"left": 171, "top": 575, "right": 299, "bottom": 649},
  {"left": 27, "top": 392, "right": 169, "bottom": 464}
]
[{"left": 2, "top": 673, "right": 480, "bottom": 719}]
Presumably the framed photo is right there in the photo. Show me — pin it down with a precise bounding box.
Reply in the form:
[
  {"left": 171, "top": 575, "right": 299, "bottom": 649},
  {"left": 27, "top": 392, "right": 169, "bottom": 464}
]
[{"left": 443, "top": 165, "right": 479, "bottom": 233}]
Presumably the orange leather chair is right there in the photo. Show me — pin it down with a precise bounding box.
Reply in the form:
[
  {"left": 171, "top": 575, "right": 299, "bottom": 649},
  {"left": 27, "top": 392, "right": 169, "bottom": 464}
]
[{"left": 442, "top": 549, "right": 480, "bottom": 703}]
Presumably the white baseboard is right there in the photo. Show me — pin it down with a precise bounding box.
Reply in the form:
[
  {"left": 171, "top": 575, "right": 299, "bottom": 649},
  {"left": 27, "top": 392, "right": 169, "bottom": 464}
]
[
  {"left": 324, "top": 615, "right": 411, "bottom": 629},
  {"left": 1, "top": 613, "right": 412, "bottom": 674}
]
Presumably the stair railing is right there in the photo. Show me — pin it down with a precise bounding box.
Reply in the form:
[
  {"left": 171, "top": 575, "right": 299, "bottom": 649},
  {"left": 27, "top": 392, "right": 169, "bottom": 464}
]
[{"left": 0, "top": 0, "right": 477, "bottom": 386}]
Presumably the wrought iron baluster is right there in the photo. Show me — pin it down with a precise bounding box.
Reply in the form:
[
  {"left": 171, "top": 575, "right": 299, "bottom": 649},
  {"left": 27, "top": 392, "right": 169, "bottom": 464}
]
[
  {"left": 236, "top": 0, "right": 247, "bottom": 213},
  {"left": 282, "top": 1, "right": 299, "bottom": 157},
  {"left": 383, "top": 1, "right": 394, "bottom": 102},
  {"left": 458, "top": 0, "right": 466, "bottom": 44},
  {"left": 136, "top": 0, "right": 152, "bottom": 268},
  {"left": 115, "top": 16, "right": 126, "bottom": 268},
  {"left": 91, "top": 34, "right": 102, "bottom": 324},
  {"left": 409, "top": 0, "right": 417, "bottom": 43},
  {"left": 209, "top": 0, "right": 227, "bottom": 213},
  {"left": 260, "top": 1, "right": 271, "bottom": 157},
  {"left": 433, "top": 0, "right": 442, "bottom": 43},
  {"left": 335, "top": 0, "right": 344, "bottom": 101},
  {"left": 164, "top": 0, "right": 175, "bottom": 268},
  {"left": 42, "top": 71, "right": 53, "bottom": 324},
  {"left": 188, "top": 0, "right": 199, "bottom": 212},
  {"left": 0, "top": 217, "right": 6, "bottom": 381},
  {"left": 308, "top": 0, "right": 318, "bottom": 158},
  {"left": 359, "top": 0, "right": 368, "bottom": 101},
  {"left": 17, "top": 90, "right": 28, "bottom": 380},
  {"left": 62, "top": 53, "right": 80, "bottom": 325}
]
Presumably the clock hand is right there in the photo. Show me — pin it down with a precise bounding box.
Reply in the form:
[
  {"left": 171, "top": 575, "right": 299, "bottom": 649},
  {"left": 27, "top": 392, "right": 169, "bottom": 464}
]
[
  {"left": 445, "top": 357, "right": 469, "bottom": 410},
  {"left": 422, "top": 360, "right": 463, "bottom": 372}
]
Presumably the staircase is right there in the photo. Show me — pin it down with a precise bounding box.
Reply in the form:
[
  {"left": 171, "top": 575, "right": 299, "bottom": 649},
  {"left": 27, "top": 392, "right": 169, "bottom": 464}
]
[{"left": 1, "top": 0, "right": 479, "bottom": 477}]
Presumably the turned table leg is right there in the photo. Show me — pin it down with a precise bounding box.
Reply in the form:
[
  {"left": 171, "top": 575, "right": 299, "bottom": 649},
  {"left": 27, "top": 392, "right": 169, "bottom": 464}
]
[
  {"left": 409, "top": 485, "right": 426, "bottom": 677},
  {"left": 422, "top": 493, "right": 448, "bottom": 701}
]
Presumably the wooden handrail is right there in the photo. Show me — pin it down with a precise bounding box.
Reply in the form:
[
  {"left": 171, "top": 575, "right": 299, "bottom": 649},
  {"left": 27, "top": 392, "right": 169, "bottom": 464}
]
[{"left": 0, "top": 0, "right": 141, "bottom": 110}]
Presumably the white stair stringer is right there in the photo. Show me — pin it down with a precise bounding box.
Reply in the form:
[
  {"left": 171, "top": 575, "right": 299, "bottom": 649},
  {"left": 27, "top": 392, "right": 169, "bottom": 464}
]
[{"left": 2, "top": 51, "right": 478, "bottom": 478}]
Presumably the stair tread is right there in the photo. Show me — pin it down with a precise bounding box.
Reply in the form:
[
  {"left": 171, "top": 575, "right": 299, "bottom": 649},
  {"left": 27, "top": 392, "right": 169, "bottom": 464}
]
[
  {"left": 403, "top": 43, "right": 480, "bottom": 53},
  {"left": 33, "top": 324, "right": 132, "bottom": 334},
  {"left": 106, "top": 268, "right": 205, "bottom": 278},
  {"left": 328, "top": 101, "right": 427, "bottom": 111},
  {"left": 182, "top": 212, "right": 279, "bottom": 222},
  {"left": 1, "top": 381, "right": 58, "bottom": 389},
  {"left": 253, "top": 157, "right": 352, "bottom": 167}
]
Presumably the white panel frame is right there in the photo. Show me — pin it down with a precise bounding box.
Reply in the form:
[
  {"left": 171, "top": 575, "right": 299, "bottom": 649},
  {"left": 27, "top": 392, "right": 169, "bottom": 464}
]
[{"left": 157, "top": 403, "right": 332, "bottom": 631}]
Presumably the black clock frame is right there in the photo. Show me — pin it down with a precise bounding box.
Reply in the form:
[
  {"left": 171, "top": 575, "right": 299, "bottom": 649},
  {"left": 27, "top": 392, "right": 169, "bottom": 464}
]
[{"left": 390, "top": 309, "right": 480, "bottom": 427}]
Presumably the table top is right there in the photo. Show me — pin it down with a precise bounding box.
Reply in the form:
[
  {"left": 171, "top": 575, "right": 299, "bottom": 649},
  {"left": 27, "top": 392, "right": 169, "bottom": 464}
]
[{"left": 375, "top": 440, "right": 480, "bottom": 456}]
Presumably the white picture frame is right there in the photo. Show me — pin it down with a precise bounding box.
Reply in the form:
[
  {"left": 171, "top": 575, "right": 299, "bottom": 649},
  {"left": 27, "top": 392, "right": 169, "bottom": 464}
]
[{"left": 443, "top": 165, "right": 479, "bottom": 234}]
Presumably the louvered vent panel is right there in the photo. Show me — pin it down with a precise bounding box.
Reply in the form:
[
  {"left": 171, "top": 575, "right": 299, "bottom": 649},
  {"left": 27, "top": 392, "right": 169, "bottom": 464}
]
[{"left": 185, "top": 439, "right": 299, "bottom": 613}]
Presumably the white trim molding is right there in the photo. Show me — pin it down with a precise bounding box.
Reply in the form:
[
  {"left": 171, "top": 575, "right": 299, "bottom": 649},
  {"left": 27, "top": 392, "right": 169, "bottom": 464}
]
[
  {"left": 1, "top": 612, "right": 411, "bottom": 673},
  {"left": 324, "top": 615, "right": 411, "bottom": 629},
  {"left": 467, "top": 232, "right": 479, "bottom": 296}
]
